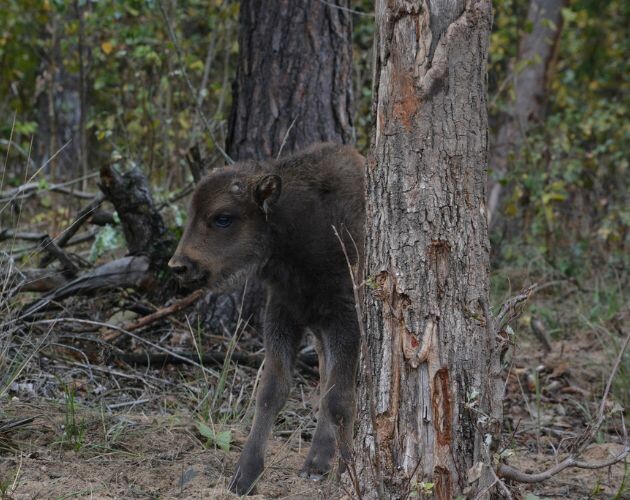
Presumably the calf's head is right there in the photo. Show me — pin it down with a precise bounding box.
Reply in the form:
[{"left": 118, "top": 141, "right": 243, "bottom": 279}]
[{"left": 168, "top": 167, "right": 281, "bottom": 290}]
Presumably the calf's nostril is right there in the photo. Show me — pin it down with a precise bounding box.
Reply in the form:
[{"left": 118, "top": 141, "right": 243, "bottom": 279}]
[{"left": 170, "top": 265, "right": 187, "bottom": 275}]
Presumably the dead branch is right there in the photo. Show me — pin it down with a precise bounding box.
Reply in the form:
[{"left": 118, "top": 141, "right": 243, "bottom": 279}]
[
  {"left": 128, "top": 289, "right": 204, "bottom": 330},
  {"left": 185, "top": 144, "right": 208, "bottom": 183},
  {"left": 102, "top": 289, "right": 205, "bottom": 341},
  {"left": 0, "top": 230, "right": 95, "bottom": 247},
  {"left": 0, "top": 230, "right": 48, "bottom": 242},
  {"left": 495, "top": 283, "right": 539, "bottom": 332},
  {"left": 39, "top": 195, "right": 104, "bottom": 269},
  {"left": 498, "top": 330, "right": 630, "bottom": 484},
  {"left": 156, "top": 183, "right": 195, "bottom": 211},
  {"left": 38, "top": 235, "right": 79, "bottom": 277},
  {"left": 0, "top": 181, "right": 95, "bottom": 203},
  {"left": 15, "top": 269, "right": 70, "bottom": 293},
  {"left": 0, "top": 417, "right": 37, "bottom": 434},
  {"left": 115, "top": 349, "right": 319, "bottom": 376},
  {"left": 20, "top": 256, "right": 152, "bottom": 318},
  {"left": 498, "top": 447, "right": 630, "bottom": 484}
]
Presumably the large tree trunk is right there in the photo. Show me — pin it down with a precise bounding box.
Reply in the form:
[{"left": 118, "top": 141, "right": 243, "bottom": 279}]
[
  {"left": 221, "top": 1, "right": 355, "bottom": 327},
  {"left": 487, "top": 0, "right": 565, "bottom": 224},
  {"left": 226, "top": 0, "right": 354, "bottom": 161},
  {"left": 355, "top": 1, "right": 497, "bottom": 498}
]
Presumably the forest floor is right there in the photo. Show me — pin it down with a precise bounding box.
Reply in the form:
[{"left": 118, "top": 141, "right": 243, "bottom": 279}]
[
  {"left": 1, "top": 224, "right": 628, "bottom": 499},
  {"left": 1, "top": 319, "right": 628, "bottom": 499}
]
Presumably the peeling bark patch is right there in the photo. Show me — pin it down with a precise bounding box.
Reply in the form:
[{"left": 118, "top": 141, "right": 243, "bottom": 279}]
[
  {"left": 375, "top": 412, "right": 396, "bottom": 472},
  {"left": 433, "top": 465, "right": 452, "bottom": 500},
  {"left": 391, "top": 59, "right": 421, "bottom": 129},
  {"left": 432, "top": 367, "right": 452, "bottom": 446},
  {"left": 402, "top": 327, "right": 420, "bottom": 366}
]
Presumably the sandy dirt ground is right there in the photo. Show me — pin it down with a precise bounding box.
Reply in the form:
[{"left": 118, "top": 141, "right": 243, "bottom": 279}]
[{"left": 1, "top": 328, "right": 628, "bottom": 499}]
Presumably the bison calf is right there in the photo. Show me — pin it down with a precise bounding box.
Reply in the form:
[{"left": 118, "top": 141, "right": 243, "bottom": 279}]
[{"left": 169, "top": 143, "right": 365, "bottom": 494}]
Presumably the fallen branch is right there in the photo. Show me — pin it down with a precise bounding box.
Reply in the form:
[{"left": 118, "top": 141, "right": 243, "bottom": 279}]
[
  {"left": 115, "top": 349, "right": 319, "bottom": 376},
  {"left": 128, "top": 289, "right": 204, "bottom": 330},
  {"left": 498, "top": 447, "right": 630, "bottom": 484},
  {"left": 15, "top": 269, "right": 70, "bottom": 293},
  {"left": 102, "top": 289, "right": 205, "bottom": 341},
  {"left": 38, "top": 235, "right": 79, "bottom": 277},
  {"left": 0, "top": 230, "right": 48, "bottom": 242},
  {"left": 498, "top": 330, "right": 630, "bottom": 483},
  {"left": 20, "top": 256, "right": 152, "bottom": 318},
  {"left": 0, "top": 181, "right": 95, "bottom": 203},
  {"left": 0, "top": 230, "right": 95, "bottom": 247},
  {"left": 0, "top": 416, "right": 37, "bottom": 434},
  {"left": 39, "top": 195, "right": 104, "bottom": 268},
  {"left": 99, "top": 164, "right": 173, "bottom": 263}
]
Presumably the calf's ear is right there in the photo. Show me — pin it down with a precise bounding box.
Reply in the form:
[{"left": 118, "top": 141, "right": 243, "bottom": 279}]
[{"left": 253, "top": 174, "right": 282, "bottom": 215}]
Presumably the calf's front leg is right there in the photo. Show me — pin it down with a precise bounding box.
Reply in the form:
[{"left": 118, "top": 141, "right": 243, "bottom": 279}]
[{"left": 229, "top": 306, "right": 302, "bottom": 495}]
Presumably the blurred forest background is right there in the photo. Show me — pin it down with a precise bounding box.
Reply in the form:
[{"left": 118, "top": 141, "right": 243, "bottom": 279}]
[
  {"left": 1, "top": 0, "right": 627, "bottom": 281},
  {"left": 0, "top": 0, "right": 628, "bottom": 497}
]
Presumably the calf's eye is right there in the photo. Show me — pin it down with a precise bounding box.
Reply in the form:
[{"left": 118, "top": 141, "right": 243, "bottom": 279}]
[{"left": 213, "top": 214, "right": 233, "bottom": 228}]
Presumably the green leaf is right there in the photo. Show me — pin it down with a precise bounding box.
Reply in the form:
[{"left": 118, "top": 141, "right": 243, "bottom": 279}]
[
  {"left": 215, "top": 430, "right": 232, "bottom": 452},
  {"left": 196, "top": 422, "right": 231, "bottom": 452},
  {"left": 196, "top": 421, "right": 213, "bottom": 439}
]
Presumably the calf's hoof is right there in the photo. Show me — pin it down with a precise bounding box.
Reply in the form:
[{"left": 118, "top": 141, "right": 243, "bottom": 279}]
[
  {"left": 228, "top": 466, "right": 261, "bottom": 496},
  {"left": 298, "top": 457, "right": 332, "bottom": 481}
]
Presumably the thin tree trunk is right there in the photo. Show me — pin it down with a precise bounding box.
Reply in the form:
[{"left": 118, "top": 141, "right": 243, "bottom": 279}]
[
  {"left": 487, "top": 0, "right": 565, "bottom": 224},
  {"left": 355, "top": 1, "right": 497, "bottom": 498},
  {"left": 34, "top": 6, "right": 87, "bottom": 180},
  {"left": 74, "top": 0, "right": 90, "bottom": 191},
  {"left": 226, "top": 0, "right": 354, "bottom": 161}
]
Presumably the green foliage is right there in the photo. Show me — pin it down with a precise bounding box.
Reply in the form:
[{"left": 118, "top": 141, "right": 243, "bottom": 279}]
[
  {"left": 1, "top": 0, "right": 239, "bottom": 181},
  {"left": 492, "top": 0, "right": 629, "bottom": 275},
  {"left": 62, "top": 385, "right": 86, "bottom": 451},
  {"left": 88, "top": 224, "right": 124, "bottom": 263},
  {"left": 196, "top": 420, "right": 231, "bottom": 451}
]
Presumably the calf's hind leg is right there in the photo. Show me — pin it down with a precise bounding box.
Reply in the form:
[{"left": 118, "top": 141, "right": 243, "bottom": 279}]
[
  {"left": 229, "top": 306, "right": 303, "bottom": 495},
  {"left": 299, "top": 318, "right": 359, "bottom": 479},
  {"left": 299, "top": 335, "right": 335, "bottom": 480}
]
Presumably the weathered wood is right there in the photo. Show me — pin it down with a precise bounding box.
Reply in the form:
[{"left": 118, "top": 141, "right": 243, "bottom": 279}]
[
  {"left": 99, "top": 164, "right": 174, "bottom": 267},
  {"left": 39, "top": 195, "right": 103, "bottom": 267},
  {"left": 0, "top": 181, "right": 95, "bottom": 203},
  {"left": 15, "top": 269, "right": 69, "bottom": 293},
  {"left": 226, "top": 0, "right": 354, "bottom": 161},
  {"left": 355, "top": 1, "right": 496, "bottom": 498},
  {"left": 102, "top": 289, "right": 205, "bottom": 342},
  {"left": 38, "top": 235, "right": 79, "bottom": 277},
  {"left": 20, "top": 256, "right": 152, "bottom": 318}
]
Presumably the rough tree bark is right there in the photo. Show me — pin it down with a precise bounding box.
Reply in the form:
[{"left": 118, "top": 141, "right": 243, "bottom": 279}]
[
  {"left": 355, "top": 1, "right": 498, "bottom": 498},
  {"left": 226, "top": 0, "right": 354, "bottom": 161},
  {"left": 487, "top": 0, "right": 565, "bottom": 224}
]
